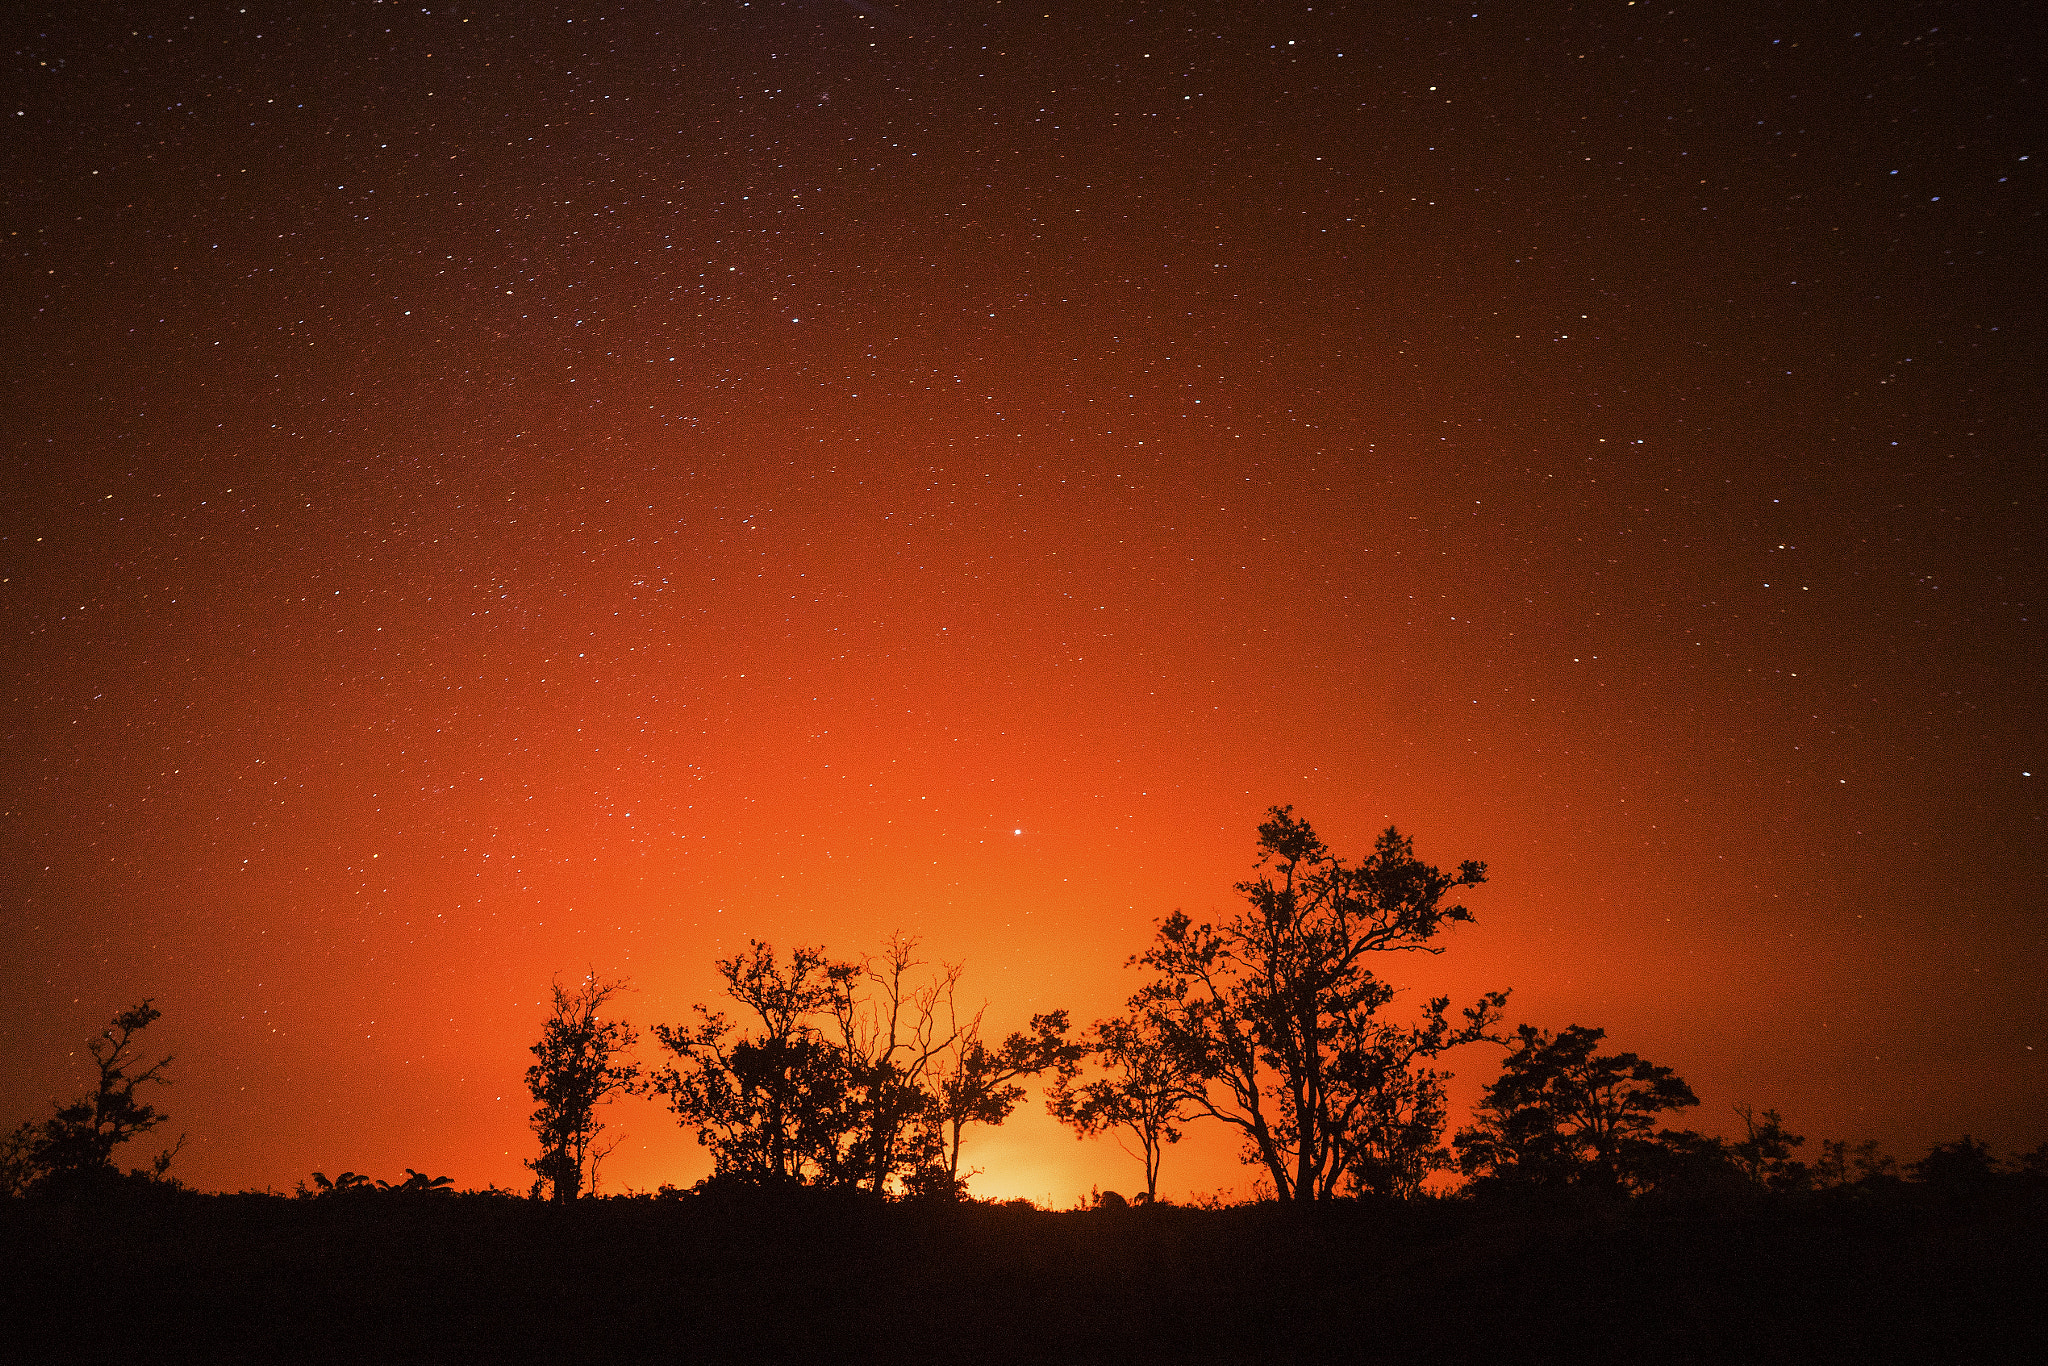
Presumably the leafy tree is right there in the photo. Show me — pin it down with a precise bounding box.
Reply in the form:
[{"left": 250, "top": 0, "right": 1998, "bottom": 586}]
[
  {"left": 25, "top": 1001, "right": 183, "bottom": 1191},
  {"left": 1627, "top": 1126, "right": 1744, "bottom": 1196},
  {"left": 929, "top": 1008, "right": 1078, "bottom": 1194},
  {"left": 1047, "top": 1013, "right": 1198, "bottom": 1202},
  {"left": 653, "top": 941, "right": 860, "bottom": 1186},
  {"left": 1454, "top": 1023, "right": 1703, "bottom": 1192},
  {"left": 1339, "top": 1045, "right": 1463, "bottom": 1199},
  {"left": 526, "top": 974, "right": 642, "bottom": 1202},
  {"left": 1128, "top": 807, "right": 1508, "bottom": 1202},
  {"left": 308, "top": 1170, "right": 375, "bottom": 1196},
  {"left": 1730, "top": 1103, "right": 1808, "bottom": 1191},
  {"left": 654, "top": 937, "right": 1052, "bottom": 1197}
]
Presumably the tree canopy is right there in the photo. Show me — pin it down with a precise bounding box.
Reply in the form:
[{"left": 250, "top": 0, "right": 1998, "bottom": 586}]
[
  {"left": 1046, "top": 1012, "right": 1200, "bottom": 1202},
  {"left": 1454, "top": 1023, "right": 1706, "bottom": 1192}
]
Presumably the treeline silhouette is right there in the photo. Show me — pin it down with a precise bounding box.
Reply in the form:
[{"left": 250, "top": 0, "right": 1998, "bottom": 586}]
[
  {"left": 509, "top": 807, "right": 2045, "bottom": 1207},
  {"left": 6, "top": 808, "right": 2044, "bottom": 1360}
]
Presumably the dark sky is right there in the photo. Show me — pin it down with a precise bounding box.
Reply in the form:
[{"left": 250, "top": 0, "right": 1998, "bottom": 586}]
[{"left": 3, "top": 0, "right": 2042, "bottom": 1201}]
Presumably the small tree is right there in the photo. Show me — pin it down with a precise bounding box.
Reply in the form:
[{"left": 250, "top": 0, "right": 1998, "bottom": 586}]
[
  {"left": 1730, "top": 1103, "right": 1807, "bottom": 1191},
  {"left": 930, "top": 1009, "right": 1078, "bottom": 1196},
  {"left": 1338, "top": 1044, "right": 1459, "bottom": 1200},
  {"left": 654, "top": 937, "right": 1054, "bottom": 1197},
  {"left": 1810, "top": 1137, "right": 1897, "bottom": 1189},
  {"left": 27, "top": 1001, "right": 182, "bottom": 1190},
  {"left": 1047, "top": 1014, "right": 1198, "bottom": 1203},
  {"left": 1912, "top": 1135, "right": 1999, "bottom": 1193},
  {"left": 1454, "top": 1023, "right": 1702, "bottom": 1192},
  {"left": 526, "top": 974, "right": 641, "bottom": 1202}
]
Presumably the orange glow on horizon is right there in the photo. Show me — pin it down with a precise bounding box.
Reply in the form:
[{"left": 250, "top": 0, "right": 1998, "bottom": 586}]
[{"left": 3, "top": 2, "right": 2039, "bottom": 1201}]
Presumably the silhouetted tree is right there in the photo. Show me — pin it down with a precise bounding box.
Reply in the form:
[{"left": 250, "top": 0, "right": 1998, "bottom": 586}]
[
  {"left": 526, "top": 974, "right": 642, "bottom": 1202},
  {"left": 2011, "top": 1142, "right": 2048, "bottom": 1182},
  {"left": 23, "top": 1001, "right": 183, "bottom": 1191},
  {"left": 1339, "top": 1043, "right": 1463, "bottom": 1199},
  {"left": 1912, "top": 1135, "right": 1998, "bottom": 1193},
  {"left": 1047, "top": 1013, "right": 1198, "bottom": 1202},
  {"left": 1129, "top": 807, "right": 1508, "bottom": 1202},
  {"left": 1810, "top": 1137, "right": 1898, "bottom": 1189},
  {"left": 930, "top": 1008, "right": 1079, "bottom": 1194},
  {"left": 828, "top": 938, "right": 964, "bottom": 1193},
  {"left": 653, "top": 941, "right": 861, "bottom": 1186},
  {"left": 1454, "top": 1023, "right": 1703, "bottom": 1192},
  {"left": 1730, "top": 1103, "right": 1808, "bottom": 1191},
  {"left": 654, "top": 937, "right": 1051, "bottom": 1196}
]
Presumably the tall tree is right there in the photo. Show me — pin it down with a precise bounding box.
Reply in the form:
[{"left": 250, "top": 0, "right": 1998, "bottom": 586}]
[
  {"left": 1453, "top": 1023, "right": 1702, "bottom": 1192},
  {"left": 1129, "top": 807, "right": 1508, "bottom": 1203},
  {"left": 27, "top": 1001, "right": 182, "bottom": 1190},
  {"left": 1046, "top": 1013, "right": 1196, "bottom": 1202},
  {"left": 526, "top": 974, "right": 641, "bottom": 1202}
]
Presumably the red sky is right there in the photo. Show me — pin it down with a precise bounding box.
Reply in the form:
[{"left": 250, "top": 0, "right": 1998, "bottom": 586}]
[{"left": 3, "top": 0, "right": 2042, "bottom": 1201}]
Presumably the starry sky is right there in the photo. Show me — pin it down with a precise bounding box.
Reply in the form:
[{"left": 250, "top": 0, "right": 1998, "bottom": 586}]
[{"left": 3, "top": 0, "right": 2042, "bottom": 1202}]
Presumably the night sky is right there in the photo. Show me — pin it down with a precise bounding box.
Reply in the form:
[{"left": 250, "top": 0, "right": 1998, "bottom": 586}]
[{"left": 3, "top": 0, "right": 2042, "bottom": 1202}]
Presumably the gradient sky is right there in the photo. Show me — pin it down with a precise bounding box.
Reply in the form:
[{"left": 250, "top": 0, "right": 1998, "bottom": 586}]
[{"left": 3, "top": 0, "right": 2041, "bottom": 1202}]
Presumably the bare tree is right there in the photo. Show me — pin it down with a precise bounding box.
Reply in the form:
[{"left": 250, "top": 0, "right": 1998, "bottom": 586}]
[
  {"left": 526, "top": 974, "right": 641, "bottom": 1202},
  {"left": 829, "top": 937, "right": 964, "bottom": 1193}
]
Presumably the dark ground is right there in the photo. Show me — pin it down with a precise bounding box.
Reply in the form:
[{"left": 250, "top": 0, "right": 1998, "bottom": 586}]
[{"left": 3, "top": 1184, "right": 2042, "bottom": 1364}]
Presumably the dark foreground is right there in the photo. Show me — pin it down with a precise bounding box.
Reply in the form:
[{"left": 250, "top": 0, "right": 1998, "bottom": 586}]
[{"left": 4, "top": 1184, "right": 2043, "bottom": 1364}]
